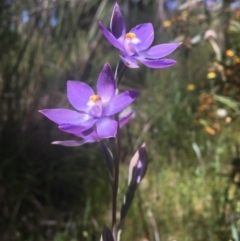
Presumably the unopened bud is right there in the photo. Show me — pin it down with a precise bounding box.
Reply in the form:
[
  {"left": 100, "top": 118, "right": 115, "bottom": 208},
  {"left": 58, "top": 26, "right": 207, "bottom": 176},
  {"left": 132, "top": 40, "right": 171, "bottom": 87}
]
[{"left": 128, "top": 143, "right": 148, "bottom": 189}]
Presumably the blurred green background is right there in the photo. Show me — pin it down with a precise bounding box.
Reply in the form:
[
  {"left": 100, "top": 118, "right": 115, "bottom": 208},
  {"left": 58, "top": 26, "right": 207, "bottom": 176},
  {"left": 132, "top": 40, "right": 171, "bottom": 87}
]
[{"left": 1, "top": 0, "right": 240, "bottom": 240}]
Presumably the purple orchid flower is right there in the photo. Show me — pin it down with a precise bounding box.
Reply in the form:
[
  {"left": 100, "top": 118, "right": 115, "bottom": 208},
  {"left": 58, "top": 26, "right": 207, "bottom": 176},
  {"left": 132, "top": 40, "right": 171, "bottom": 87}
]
[
  {"left": 98, "top": 3, "right": 181, "bottom": 69},
  {"left": 39, "top": 63, "right": 139, "bottom": 146},
  {"left": 51, "top": 112, "right": 134, "bottom": 147}
]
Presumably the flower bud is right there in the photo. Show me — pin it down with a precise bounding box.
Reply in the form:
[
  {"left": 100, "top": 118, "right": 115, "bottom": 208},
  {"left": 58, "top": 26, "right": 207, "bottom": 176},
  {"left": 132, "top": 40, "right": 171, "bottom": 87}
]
[
  {"left": 100, "top": 226, "right": 114, "bottom": 241},
  {"left": 128, "top": 143, "right": 148, "bottom": 189}
]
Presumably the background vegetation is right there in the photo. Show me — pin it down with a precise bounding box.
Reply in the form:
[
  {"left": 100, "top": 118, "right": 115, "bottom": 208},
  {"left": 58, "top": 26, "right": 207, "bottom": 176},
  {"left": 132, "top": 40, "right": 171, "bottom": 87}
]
[{"left": 1, "top": 0, "right": 240, "bottom": 240}]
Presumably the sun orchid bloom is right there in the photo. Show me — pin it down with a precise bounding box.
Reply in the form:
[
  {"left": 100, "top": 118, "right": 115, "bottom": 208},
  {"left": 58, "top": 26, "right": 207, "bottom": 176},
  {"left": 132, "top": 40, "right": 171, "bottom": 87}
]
[
  {"left": 98, "top": 3, "right": 181, "bottom": 69},
  {"left": 51, "top": 111, "right": 134, "bottom": 147},
  {"left": 39, "top": 63, "right": 139, "bottom": 146}
]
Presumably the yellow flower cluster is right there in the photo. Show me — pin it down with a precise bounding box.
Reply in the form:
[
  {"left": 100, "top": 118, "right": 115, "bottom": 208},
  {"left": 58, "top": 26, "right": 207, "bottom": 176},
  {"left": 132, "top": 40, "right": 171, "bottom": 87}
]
[
  {"left": 207, "top": 72, "right": 216, "bottom": 79},
  {"left": 186, "top": 84, "right": 195, "bottom": 91}
]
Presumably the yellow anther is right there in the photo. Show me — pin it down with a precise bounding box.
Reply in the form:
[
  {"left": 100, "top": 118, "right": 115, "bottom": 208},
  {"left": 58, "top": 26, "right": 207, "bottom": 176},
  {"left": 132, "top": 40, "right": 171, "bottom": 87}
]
[
  {"left": 125, "top": 32, "right": 136, "bottom": 39},
  {"left": 89, "top": 95, "right": 101, "bottom": 102}
]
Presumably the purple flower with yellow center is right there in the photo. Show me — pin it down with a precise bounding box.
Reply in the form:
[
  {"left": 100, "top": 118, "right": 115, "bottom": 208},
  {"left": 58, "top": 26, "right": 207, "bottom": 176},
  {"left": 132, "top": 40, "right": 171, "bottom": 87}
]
[
  {"left": 98, "top": 3, "right": 181, "bottom": 69},
  {"left": 39, "top": 63, "right": 139, "bottom": 146}
]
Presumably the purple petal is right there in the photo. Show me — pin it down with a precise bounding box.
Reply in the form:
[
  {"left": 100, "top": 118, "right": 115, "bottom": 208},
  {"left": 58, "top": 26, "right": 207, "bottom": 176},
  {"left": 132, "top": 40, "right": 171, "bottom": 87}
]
[
  {"left": 59, "top": 118, "right": 97, "bottom": 134},
  {"left": 52, "top": 140, "right": 95, "bottom": 146},
  {"left": 39, "top": 109, "right": 88, "bottom": 125},
  {"left": 119, "top": 111, "right": 134, "bottom": 128},
  {"left": 97, "top": 63, "right": 116, "bottom": 106},
  {"left": 67, "top": 81, "right": 94, "bottom": 112},
  {"left": 96, "top": 118, "right": 118, "bottom": 138},
  {"left": 137, "top": 58, "right": 177, "bottom": 69},
  {"left": 120, "top": 55, "right": 139, "bottom": 68},
  {"left": 130, "top": 23, "right": 154, "bottom": 51},
  {"left": 103, "top": 90, "right": 139, "bottom": 116},
  {"left": 110, "top": 3, "right": 126, "bottom": 39},
  {"left": 139, "top": 43, "right": 181, "bottom": 59},
  {"left": 99, "top": 21, "right": 124, "bottom": 51},
  {"left": 75, "top": 126, "right": 99, "bottom": 141},
  {"left": 52, "top": 127, "right": 99, "bottom": 146}
]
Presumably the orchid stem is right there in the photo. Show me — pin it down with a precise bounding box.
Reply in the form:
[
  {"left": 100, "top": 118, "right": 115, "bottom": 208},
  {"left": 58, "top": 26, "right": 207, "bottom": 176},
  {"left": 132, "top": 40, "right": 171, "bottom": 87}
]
[
  {"left": 111, "top": 61, "right": 126, "bottom": 241},
  {"left": 112, "top": 123, "right": 121, "bottom": 241},
  {"left": 114, "top": 60, "right": 126, "bottom": 86}
]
